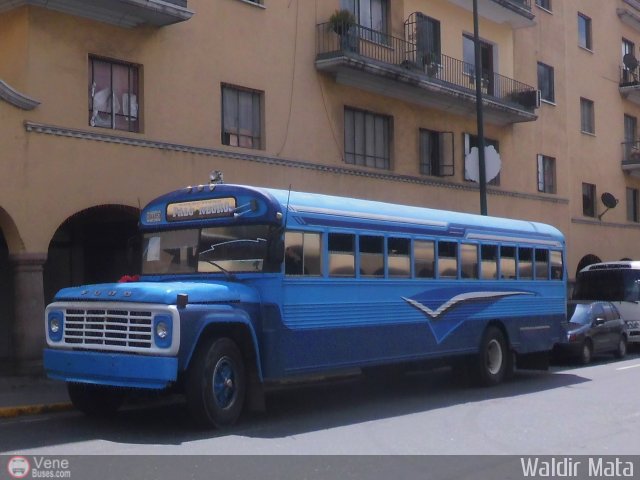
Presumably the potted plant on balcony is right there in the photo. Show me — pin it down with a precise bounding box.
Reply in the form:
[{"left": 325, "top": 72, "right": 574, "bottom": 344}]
[
  {"left": 328, "top": 9, "right": 357, "bottom": 52},
  {"left": 329, "top": 9, "right": 355, "bottom": 35},
  {"left": 423, "top": 52, "right": 439, "bottom": 76}
]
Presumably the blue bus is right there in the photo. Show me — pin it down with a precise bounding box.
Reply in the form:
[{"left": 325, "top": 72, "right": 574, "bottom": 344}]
[{"left": 44, "top": 182, "right": 566, "bottom": 427}]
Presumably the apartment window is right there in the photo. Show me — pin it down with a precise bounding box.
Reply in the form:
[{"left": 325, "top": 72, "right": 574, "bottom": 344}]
[
  {"left": 344, "top": 107, "right": 391, "bottom": 169},
  {"left": 464, "top": 133, "right": 500, "bottom": 186},
  {"left": 578, "top": 13, "right": 592, "bottom": 50},
  {"left": 537, "top": 62, "right": 555, "bottom": 103},
  {"left": 341, "top": 0, "right": 388, "bottom": 34},
  {"left": 535, "top": 0, "right": 551, "bottom": 11},
  {"left": 89, "top": 56, "right": 139, "bottom": 132},
  {"left": 625, "top": 114, "right": 638, "bottom": 162},
  {"left": 582, "top": 183, "right": 596, "bottom": 217},
  {"left": 627, "top": 188, "right": 640, "bottom": 222},
  {"left": 420, "top": 129, "right": 453, "bottom": 177},
  {"left": 222, "top": 84, "right": 263, "bottom": 149},
  {"left": 537, "top": 155, "right": 556, "bottom": 194},
  {"left": 580, "top": 98, "right": 595, "bottom": 134}
]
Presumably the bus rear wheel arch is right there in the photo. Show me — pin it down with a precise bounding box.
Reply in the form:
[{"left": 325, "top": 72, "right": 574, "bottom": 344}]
[{"left": 186, "top": 336, "right": 246, "bottom": 428}]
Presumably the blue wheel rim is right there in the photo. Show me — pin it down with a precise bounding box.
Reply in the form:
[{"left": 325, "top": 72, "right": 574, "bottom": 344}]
[{"left": 212, "top": 356, "right": 236, "bottom": 409}]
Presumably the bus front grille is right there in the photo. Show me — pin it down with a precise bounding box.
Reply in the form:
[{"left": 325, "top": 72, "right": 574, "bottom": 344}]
[{"left": 63, "top": 308, "right": 153, "bottom": 349}]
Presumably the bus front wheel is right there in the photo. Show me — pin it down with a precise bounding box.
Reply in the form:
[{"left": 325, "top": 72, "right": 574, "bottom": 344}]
[
  {"left": 472, "top": 326, "right": 509, "bottom": 387},
  {"left": 186, "top": 337, "right": 246, "bottom": 429}
]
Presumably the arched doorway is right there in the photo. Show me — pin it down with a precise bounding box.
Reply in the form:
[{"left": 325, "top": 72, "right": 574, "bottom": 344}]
[
  {"left": 0, "top": 230, "right": 13, "bottom": 362},
  {"left": 44, "top": 205, "right": 140, "bottom": 304},
  {"left": 576, "top": 254, "right": 602, "bottom": 278}
]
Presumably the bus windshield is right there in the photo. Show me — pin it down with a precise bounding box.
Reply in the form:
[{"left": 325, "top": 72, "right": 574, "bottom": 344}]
[
  {"left": 142, "top": 224, "right": 279, "bottom": 275},
  {"left": 573, "top": 269, "right": 640, "bottom": 301}
]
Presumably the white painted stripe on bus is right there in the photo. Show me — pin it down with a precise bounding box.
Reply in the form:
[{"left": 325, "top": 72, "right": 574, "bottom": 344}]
[
  {"left": 289, "top": 205, "right": 449, "bottom": 228},
  {"left": 465, "top": 233, "right": 562, "bottom": 247}
]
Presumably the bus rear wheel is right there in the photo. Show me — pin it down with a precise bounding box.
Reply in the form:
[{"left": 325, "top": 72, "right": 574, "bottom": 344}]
[
  {"left": 472, "top": 326, "right": 509, "bottom": 387},
  {"left": 186, "top": 337, "right": 246, "bottom": 429},
  {"left": 67, "top": 383, "right": 125, "bottom": 417}
]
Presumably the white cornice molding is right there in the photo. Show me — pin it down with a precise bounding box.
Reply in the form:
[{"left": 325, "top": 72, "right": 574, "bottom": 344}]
[
  {"left": 23, "top": 121, "right": 569, "bottom": 206},
  {"left": 0, "top": 79, "right": 40, "bottom": 110}
]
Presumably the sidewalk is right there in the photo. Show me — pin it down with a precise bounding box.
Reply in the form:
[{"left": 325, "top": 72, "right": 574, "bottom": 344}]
[{"left": 0, "top": 375, "right": 72, "bottom": 419}]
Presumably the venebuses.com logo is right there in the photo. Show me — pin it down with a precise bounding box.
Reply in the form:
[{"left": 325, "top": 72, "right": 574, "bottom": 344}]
[{"left": 7, "top": 456, "right": 30, "bottom": 479}]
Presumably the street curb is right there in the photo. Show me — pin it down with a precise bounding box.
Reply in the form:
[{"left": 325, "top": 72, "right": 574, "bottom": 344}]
[{"left": 0, "top": 403, "right": 73, "bottom": 419}]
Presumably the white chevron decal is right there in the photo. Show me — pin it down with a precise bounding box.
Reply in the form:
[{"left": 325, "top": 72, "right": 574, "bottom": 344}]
[{"left": 402, "top": 291, "right": 533, "bottom": 320}]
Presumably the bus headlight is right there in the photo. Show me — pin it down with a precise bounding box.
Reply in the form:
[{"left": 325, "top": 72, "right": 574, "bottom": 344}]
[
  {"left": 48, "top": 311, "right": 64, "bottom": 342},
  {"left": 153, "top": 315, "right": 173, "bottom": 349}
]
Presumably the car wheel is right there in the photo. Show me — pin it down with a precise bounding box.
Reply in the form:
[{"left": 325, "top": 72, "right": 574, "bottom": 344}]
[
  {"left": 186, "top": 337, "right": 246, "bottom": 429},
  {"left": 67, "top": 383, "right": 125, "bottom": 417},
  {"left": 580, "top": 340, "right": 593, "bottom": 365},
  {"left": 614, "top": 335, "right": 627, "bottom": 359}
]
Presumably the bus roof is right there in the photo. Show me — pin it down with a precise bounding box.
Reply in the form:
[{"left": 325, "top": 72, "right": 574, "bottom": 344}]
[{"left": 141, "top": 183, "right": 565, "bottom": 246}]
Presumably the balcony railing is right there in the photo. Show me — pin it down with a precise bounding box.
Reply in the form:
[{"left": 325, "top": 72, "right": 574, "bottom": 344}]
[
  {"left": 316, "top": 21, "right": 538, "bottom": 113},
  {"left": 622, "top": 140, "right": 640, "bottom": 175},
  {"left": 447, "top": 0, "right": 534, "bottom": 28},
  {"left": 620, "top": 65, "right": 640, "bottom": 105}
]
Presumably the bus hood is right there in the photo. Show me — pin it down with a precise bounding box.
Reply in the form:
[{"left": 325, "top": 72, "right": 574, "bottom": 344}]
[{"left": 53, "top": 281, "right": 260, "bottom": 305}]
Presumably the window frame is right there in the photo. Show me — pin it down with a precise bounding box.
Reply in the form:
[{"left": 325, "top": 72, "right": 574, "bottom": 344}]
[
  {"left": 419, "top": 129, "right": 454, "bottom": 177},
  {"left": 537, "top": 62, "right": 555, "bottom": 104},
  {"left": 578, "top": 13, "right": 592, "bottom": 51},
  {"left": 580, "top": 97, "right": 595, "bottom": 135},
  {"left": 535, "top": 0, "right": 551, "bottom": 12},
  {"left": 537, "top": 154, "right": 556, "bottom": 194},
  {"left": 221, "top": 83, "right": 264, "bottom": 150},
  {"left": 463, "top": 133, "right": 501, "bottom": 186},
  {"left": 88, "top": 55, "right": 140, "bottom": 133},
  {"left": 627, "top": 187, "right": 640, "bottom": 223},
  {"left": 344, "top": 106, "right": 392, "bottom": 170},
  {"left": 582, "top": 182, "right": 596, "bottom": 218}
]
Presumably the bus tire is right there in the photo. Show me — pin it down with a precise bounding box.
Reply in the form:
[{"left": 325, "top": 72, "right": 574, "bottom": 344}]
[
  {"left": 473, "top": 326, "right": 508, "bottom": 387},
  {"left": 186, "top": 337, "right": 246, "bottom": 429},
  {"left": 67, "top": 383, "right": 125, "bottom": 417}
]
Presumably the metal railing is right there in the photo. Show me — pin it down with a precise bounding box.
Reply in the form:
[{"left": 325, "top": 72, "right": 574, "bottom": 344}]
[
  {"left": 622, "top": 140, "right": 640, "bottom": 166},
  {"left": 620, "top": 65, "right": 640, "bottom": 86},
  {"left": 316, "top": 21, "right": 538, "bottom": 112}
]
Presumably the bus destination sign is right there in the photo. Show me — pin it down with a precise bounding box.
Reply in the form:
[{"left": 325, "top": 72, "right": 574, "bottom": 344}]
[{"left": 166, "top": 198, "right": 237, "bottom": 222}]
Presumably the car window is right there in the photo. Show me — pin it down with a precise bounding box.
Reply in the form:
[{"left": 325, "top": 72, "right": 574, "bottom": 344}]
[{"left": 603, "top": 304, "right": 620, "bottom": 321}]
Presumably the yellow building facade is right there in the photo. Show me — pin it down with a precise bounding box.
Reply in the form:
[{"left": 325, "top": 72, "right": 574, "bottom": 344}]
[{"left": 1, "top": 0, "right": 640, "bottom": 370}]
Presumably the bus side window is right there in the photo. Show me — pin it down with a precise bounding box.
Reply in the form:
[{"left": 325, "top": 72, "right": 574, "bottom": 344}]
[
  {"left": 481, "top": 244, "right": 498, "bottom": 279},
  {"left": 535, "top": 249, "right": 549, "bottom": 280},
  {"left": 285, "top": 232, "right": 304, "bottom": 275},
  {"left": 550, "top": 250, "right": 563, "bottom": 280},
  {"left": 360, "top": 236, "right": 384, "bottom": 277},
  {"left": 388, "top": 237, "right": 410, "bottom": 278},
  {"left": 500, "top": 246, "right": 516, "bottom": 279},
  {"left": 461, "top": 243, "right": 479, "bottom": 279},
  {"left": 284, "top": 231, "right": 322, "bottom": 276},
  {"left": 329, "top": 233, "right": 355, "bottom": 277},
  {"left": 438, "top": 241, "right": 458, "bottom": 279},
  {"left": 518, "top": 247, "right": 533, "bottom": 280},
  {"left": 414, "top": 240, "right": 435, "bottom": 278}
]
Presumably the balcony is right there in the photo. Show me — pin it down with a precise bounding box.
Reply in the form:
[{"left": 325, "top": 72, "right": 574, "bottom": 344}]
[
  {"left": 622, "top": 140, "right": 640, "bottom": 177},
  {"left": 618, "top": 0, "right": 640, "bottom": 33},
  {"left": 619, "top": 66, "right": 640, "bottom": 105},
  {"left": 447, "top": 0, "right": 535, "bottom": 28},
  {"left": 0, "top": 0, "right": 193, "bottom": 28},
  {"left": 315, "top": 22, "right": 538, "bottom": 126}
]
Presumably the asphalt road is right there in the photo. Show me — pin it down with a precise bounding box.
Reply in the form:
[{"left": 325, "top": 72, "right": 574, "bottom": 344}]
[{"left": 1, "top": 351, "right": 639, "bottom": 457}]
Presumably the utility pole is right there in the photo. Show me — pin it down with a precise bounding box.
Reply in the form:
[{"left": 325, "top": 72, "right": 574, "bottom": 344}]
[{"left": 473, "top": 0, "right": 488, "bottom": 216}]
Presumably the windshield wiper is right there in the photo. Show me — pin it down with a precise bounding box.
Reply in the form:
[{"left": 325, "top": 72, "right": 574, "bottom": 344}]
[{"left": 202, "top": 260, "right": 238, "bottom": 282}]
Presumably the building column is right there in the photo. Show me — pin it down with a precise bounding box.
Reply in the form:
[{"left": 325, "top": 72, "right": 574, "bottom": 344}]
[{"left": 10, "top": 252, "right": 47, "bottom": 374}]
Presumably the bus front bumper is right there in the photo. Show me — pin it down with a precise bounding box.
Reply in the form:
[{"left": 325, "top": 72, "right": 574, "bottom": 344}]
[{"left": 44, "top": 349, "right": 178, "bottom": 390}]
